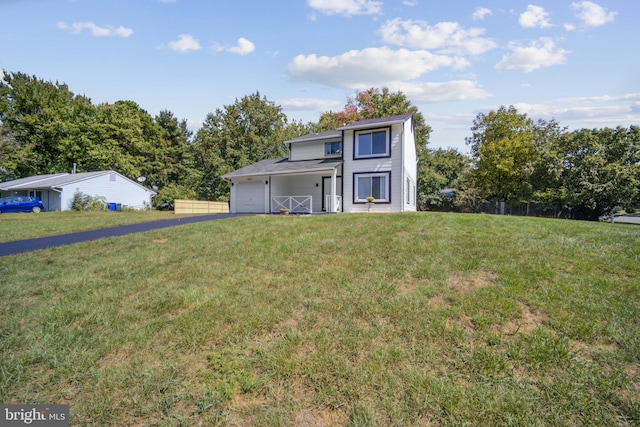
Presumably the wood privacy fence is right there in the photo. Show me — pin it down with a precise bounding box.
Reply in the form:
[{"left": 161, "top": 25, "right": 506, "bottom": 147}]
[{"left": 174, "top": 200, "right": 229, "bottom": 214}]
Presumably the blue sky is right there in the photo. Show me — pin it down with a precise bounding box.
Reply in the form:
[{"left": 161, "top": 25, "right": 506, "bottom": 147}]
[{"left": 1, "top": 0, "right": 638, "bottom": 152}]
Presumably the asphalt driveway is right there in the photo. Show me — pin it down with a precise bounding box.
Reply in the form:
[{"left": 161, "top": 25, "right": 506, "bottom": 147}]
[
  {"left": 615, "top": 215, "right": 640, "bottom": 224},
  {"left": 0, "top": 213, "right": 244, "bottom": 258}
]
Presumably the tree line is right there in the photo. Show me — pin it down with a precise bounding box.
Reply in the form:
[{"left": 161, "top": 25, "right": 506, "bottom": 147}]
[{"left": 1, "top": 71, "right": 638, "bottom": 219}]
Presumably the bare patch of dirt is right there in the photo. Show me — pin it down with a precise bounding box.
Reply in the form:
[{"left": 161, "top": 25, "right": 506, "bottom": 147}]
[
  {"left": 225, "top": 393, "right": 268, "bottom": 426},
  {"left": 428, "top": 294, "right": 447, "bottom": 308},
  {"left": 294, "top": 407, "right": 348, "bottom": 427},
  {"left": 445, "top": 270, "right": 496, "bottom": 292},
  {"left": 153, "top": 238, "right": 168, "bottom": 243},
  {"left": 495, "top": 301, "right": 545, "bottom": 335},
  {"left": 447, "top": 314, "right": 475, "bottom": 331},
  {"left": 99, "top": 345, "right": 133, "bottom": 369},
  {"left": 297, "top": 342, "right": 316, "bottom": 358}
]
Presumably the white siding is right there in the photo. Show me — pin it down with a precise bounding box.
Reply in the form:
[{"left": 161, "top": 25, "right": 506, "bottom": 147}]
[
  {"left": 289, "top": 136, "right": 341, "bottom": 162},
  {"left": 59, "top": 172, "right": 154, "bottom": 211},
  {"left": 290, "top": 141, "right": 325, "bottom": 161},
  {"left": 342, "top": 123, "right": 405, "bottom": 213},
  {"left": 402, "top": 118, "right": 418, "bottom": 212}
]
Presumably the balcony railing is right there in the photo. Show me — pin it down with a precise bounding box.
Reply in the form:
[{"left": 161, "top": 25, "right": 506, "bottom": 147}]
[{"left": 272, "top": 196, "right": 312, "bottom": 214}]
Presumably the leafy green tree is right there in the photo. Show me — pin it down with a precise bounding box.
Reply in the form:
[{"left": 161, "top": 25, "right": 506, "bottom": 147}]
[
  {"left": 557, "top": 126, "right": 640, "bottom": 220},
  {"left": 77, "top": 100, "right": 162, "bottom": 181},
  {"left": 0, "top": 71, "right": 89, "bottom": 175},
  {"left": 152, "top": 183, "right": 197, "bottom": 210},
  {"left": 466, "top": 105, "right": 540, "bottom": 203},
  {"left": 418, "top": 148, "right": 471, "bottom": 210},
  {"left": 193, "top": 92, "right": 289, "bottom": 201},
  {"left": 154, "top": 110, "right": 198, "bottom": 188},
  {"left": 0, "top": 125, "right": 36, "bottom": 181}
]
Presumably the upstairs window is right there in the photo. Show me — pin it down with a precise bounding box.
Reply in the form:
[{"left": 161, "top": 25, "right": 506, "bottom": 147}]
[
  {"left": 354, "top": 129, "right": 389, "bottom": 159},
  {"left": 325, "top": 141, "right": 342, "bottom": 157}
]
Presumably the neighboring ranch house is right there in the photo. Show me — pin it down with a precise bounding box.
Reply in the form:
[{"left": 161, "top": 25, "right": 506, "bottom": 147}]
[
  {"left": 222, "top": 114, "right": 418, "bottom": 213},
  {"left": 0, "top": 170, "right": 156, "bottom": 212}
]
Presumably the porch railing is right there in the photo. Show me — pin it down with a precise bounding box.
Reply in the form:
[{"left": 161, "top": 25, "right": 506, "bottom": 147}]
[
  {"left": 272, "top": 195, "right": 312, "bottom": 213},
  {"left": 325, "top": 195, "right": 342, "bottom": 212}
]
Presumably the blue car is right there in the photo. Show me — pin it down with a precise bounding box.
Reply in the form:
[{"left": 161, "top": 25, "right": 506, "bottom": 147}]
[{"left": 0, "top": 196, "right": 45, "bottom": 213}]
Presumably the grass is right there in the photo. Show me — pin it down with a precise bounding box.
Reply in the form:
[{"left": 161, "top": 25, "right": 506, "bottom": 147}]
[
  {"left": 0, "top": 212, "right": 638, "bottom": 426},
  {"left": 0, "top": 210, "right": 193, "bottom": 242}
]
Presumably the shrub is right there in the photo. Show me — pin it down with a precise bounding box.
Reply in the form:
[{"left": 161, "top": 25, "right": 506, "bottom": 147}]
[
  {"left": 153, "top": 184, "right": 197, "bottom": 210},
  {"left": 70, "top": 191, "right": 108, "bottom": 211}
]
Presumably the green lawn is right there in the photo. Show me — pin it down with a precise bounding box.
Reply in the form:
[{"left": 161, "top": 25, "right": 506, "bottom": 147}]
[
  {"left": 0, "top": 210, "right": 189, "bottom": 242},
  {"left": 1, "top": 213, "right": 638, "bottom": 426}
]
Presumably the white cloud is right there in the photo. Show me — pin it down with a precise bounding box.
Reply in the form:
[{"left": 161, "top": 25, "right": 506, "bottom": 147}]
[
  {"left": 403, "top": 1, "right": 418, "bottom": 6},
  {"left": 388, "top": 80, "right": 492, "bottom": 103},
  {"left": 57, "top": 21, "right": 133, "bottom": 37},
  {"left": 571, "top": 1, "right": 616, "bottom": 27},
  {"left": 472, "top": 7, "right": 492, "bottom": 21},
  {"left": 379, "top": 19, "right": 497, "bottom": 56},
  {"left": 494, "top": 37, "right": 569, "bottom": 73},
  {"left": 167, "top": 34, "right": 201, "bottom": 52},
  {"left": 558, "top": 93, "right": 640, "bottom": 104},
  {"left": 227, "top": 37, "right": 256, "bottom": 56},
  {"left": 307, "top": 0, "right": 382, "bottom": 16},
  {"left": 278, "top": 97, "right": 342, "bottom": 112},
  {"left": 513, "top": 96, "right": 640, "bottom": 129},
  {"left": 289, "top": 47, "right": 467, "bottom": 89},
  {"left": 519, "top": 5, "right": 552, "bottom": 28}
]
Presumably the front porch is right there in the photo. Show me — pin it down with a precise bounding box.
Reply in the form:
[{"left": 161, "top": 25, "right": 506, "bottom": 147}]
[
  {"left": 223, "top": 158, "right": 343, "bottom": 214},
  {"left": 269, "top": 172, "right": 342, "bottom": 213}
]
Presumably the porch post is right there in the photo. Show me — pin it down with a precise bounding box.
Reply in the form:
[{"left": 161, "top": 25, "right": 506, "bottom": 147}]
[{"left": 330, "top": 167, "right": 337, "bottom": 212}]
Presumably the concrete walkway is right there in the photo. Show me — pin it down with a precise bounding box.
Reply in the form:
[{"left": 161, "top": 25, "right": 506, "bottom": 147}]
[{"left": 0, "top": 213, "right": 244, "bottom": 258}]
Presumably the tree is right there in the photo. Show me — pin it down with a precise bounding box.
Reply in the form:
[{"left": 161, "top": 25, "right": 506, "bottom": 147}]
[
  {"left": 557, "top": 126, "right": 640, "bottom": 220},
  {"left": 315, "top": 88, "right": 430, "bottom": 155},
  {"left": 418, "top": 148, "right": 471, "bottom": 210},
  {"left": 0, "top": 71, "right": 89, "bottom": 175},
  {"left": 154, "top": 110, "right": 198, "bottom": 188},
  {"left": 193, "top": 92, "right": 289, "bottom": 201},
  {"left": 466, "top": 105, "right": 540, "bottom": 203}
]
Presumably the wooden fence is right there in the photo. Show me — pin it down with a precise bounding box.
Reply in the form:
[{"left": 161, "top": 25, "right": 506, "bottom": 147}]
[{"left": 174, "top": 199, "right": 229, "bottom": 214}]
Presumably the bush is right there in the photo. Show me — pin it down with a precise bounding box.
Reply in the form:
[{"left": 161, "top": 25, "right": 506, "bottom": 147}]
[
  {"left": 70, "top": 191, "right": 108, "bottom": 211},
  {"left": 153, "top": 184, "right": 197, "bottom": 210}
]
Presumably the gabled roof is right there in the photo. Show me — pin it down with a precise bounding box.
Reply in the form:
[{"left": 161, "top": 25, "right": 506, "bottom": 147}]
[
  {"left": 338, "top": 113, "right": 413, "bottom": 131},
  {"left": 0, "top": 171, "right": 156, "bottom": 194},
  {"left": 283, "top": 114, "right": 413, "bottom": 145},
  {"left": 222, "top": 158, "right": 342, "bottom": 179},
  {"left": 285, "top": 130, "right": 342, "bottom": 145}
]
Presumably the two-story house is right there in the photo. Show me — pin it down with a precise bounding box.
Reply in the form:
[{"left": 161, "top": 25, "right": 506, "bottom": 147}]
[{"left": 222, "top": 113, "right": 418, "bottom": 213}]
